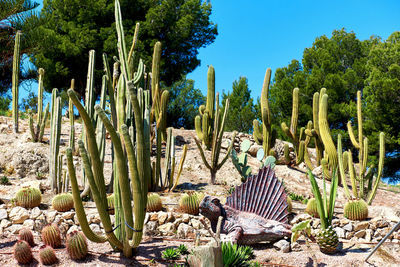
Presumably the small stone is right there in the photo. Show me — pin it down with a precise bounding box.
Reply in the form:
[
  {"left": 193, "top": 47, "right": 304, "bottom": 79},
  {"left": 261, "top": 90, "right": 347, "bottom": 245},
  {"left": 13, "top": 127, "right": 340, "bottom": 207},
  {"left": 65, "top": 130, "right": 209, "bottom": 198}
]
[
  {"left": 90, "top": 224, "right": 102, "bottom": 234},
  {"left": 312, "top": 219, "right": 320, "bottom": 229},
  {"left": 149, "top": 213, "right": 158, "bottom": 221},
  {"left": 8, "top": 224, "right": 23, "bottom": 234},
  {"left": 174, "top": 218, "right": 183, "bottom": 227},
  {"left": 191, "top": 219, "right": 201, "bottom": 230},
  {"left": 177, "top": 223, "right": 194, "bottom": 239},
  {"left": 354, "top": 230, "right": 366, "bottom": 238},
  {"left": 339, "top": 218, "right": 350, "bottom": 227},
  {"left": 23, "top": 219, "right": 34, "bottom": 228},
  {"left": 365, "top": 229, "right": 373, "bottom": 242},
  {"left": 66, "top": 219, "right": 74, "bottom": 226},
  {"left": 46, "top": 210, "right": 58, "bottom": 223},
  {"left": 354, "top": 221, "right": 369, "bottom": 232},
  {"left": 0, "top": 219, "right": 11, "bottom": 228},
  {"left": 346, "top": 231, "right": 354, "bottom": 240},
  {"left": 290, "top": 214, "right": 312, "bottom": 225},
  {"left": 62, "top": 211, "right": 75, "bottom": 220},
  {"left": 167, "top": 212, "right": 175, "bottom": 223},
  {"left": 9, "top": 206, "right": 29, "bottom": 224},
  {"left": 158, "top": 211, "right": 168, "bottom": 225},
  {"left": 334, "top": 227, "right": 345, "bottom": 238},
  {"left": 144, "top": 213, "right": 150, "bottom": 224},
  {"left": 182, "top": 214, "right": 190, "bottom": 223},
  {"left": 67, "top": 225, "right": 80, "bottom": 235},
  {"left": 343, "top": 223, "right": 353, "bottom": 232},
  {"left": 30, "top": 207, "right": 41, "bottom": 219},
  {"left": 291, "top": 242, "right": 302, "bottom": 252},
  {"left": 332, "top": 219, "right": 340, "bottom": 227},
  {"left": 74, "top": 214, "right": 80, "bottom": 225},
  {"left": 33, "top": 214, "right": 47, "bottom": 232},
  {"left": 88, "top": 214, "right": 101, "bottom": 224},
  {"left": 274, "top": 240, "right": 290, "bottom": 253},
  {"left": 0, "top": 209, "right": 7, "bottom": 220},
  {"left": 158, "top": 222, "right": 175, "bottom": 236},
  {"left": 144, "top": 221, "right": 159, "bottom": 236}
]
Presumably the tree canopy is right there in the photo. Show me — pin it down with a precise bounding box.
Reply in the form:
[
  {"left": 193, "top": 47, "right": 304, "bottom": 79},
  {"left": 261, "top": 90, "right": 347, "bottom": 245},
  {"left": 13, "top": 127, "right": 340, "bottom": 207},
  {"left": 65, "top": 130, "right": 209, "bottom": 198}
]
[{"left": 31, "top": 0, "right": 218, "bottom": 97}]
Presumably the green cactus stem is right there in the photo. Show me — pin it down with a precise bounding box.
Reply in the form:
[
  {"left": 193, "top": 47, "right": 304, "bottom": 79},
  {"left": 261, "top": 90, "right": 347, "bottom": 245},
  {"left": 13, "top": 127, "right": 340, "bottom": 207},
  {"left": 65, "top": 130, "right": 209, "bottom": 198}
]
[
  {"left": 67, "top": 231, "right": 88, "bottom": 260},
  {"left": 52, "top": 193, "right": 74, "bottom": 212},
  {"left": 12, "top": 31, "right": 21, "bottom": 133},
  {"left": 13, "top": 240, "right": 33, "bottom": 265},
  {"left": 69, "top": 79, "right": 75, "bottom": 151},
  {"left": 147, "top": 193, "right": 163, "bottom": 212},
  {"left": 231, "top": 139, "right": 252, "bottom": 181},
  {"left": 305, "top": 198, "right": 319, "bottom": 218},
  {"left": 344, "top": 199, "right": 368, "bottom": 221},
  {"left": 39, "top": 245, "right": 58, "bottom": 265},
  {"left": 252, "top": 68, "right": 276, "bottom": 157},
  {"left": 19, "top": 228, "right": 35, "bottom": 246},
  {"left": 41, "top": 224, "right": 62, "bottom": 248},
  {"left": 15, "top": 187, "right": 41, "bottom": 208},
  {"left": 50, "top": 89, "right": 62, "bottom": 192},
  {"left": 179, "top": 192, "right": 204, "bottom": 215}
]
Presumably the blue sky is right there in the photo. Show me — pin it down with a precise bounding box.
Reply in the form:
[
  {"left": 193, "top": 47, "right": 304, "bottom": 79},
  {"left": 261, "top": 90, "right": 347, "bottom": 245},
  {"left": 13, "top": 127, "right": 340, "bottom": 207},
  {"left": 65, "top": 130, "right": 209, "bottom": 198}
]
[{"left": 19, "top": 0, "right": 400, "bottom": 104}]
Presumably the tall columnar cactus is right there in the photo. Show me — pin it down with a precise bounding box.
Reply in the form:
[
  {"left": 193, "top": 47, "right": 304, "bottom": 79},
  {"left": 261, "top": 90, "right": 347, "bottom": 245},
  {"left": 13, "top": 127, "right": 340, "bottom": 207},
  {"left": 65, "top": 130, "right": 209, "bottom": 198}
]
[
  {"left": 50, "top": 89, "right": 62, "bottom": 192},
  {"left": 69, "top": 79, "right": 75, "bottom": 152},
  {"left": 281, "top": 88, "right": 306, "bottom": 166},
  {"left": 12, "top": 31, "right": 21, "bottom": 133},
  {"left": 195, "top": 65, "right": 215, "bottom": 150},
  {"left": 252, "top": 68, "right": 276, "bottom": 157},
  {"left": 337, "top": 91, "right": 385, "bottom": 220},
  {"left": 194, "top": 92, "right": 238, "bottom": 184},
  {"left": 318, "top": 92, "right": 337, "bottom": 180},
  {"left": 29, "top": 68, "right": 50, "bottom": 142}
]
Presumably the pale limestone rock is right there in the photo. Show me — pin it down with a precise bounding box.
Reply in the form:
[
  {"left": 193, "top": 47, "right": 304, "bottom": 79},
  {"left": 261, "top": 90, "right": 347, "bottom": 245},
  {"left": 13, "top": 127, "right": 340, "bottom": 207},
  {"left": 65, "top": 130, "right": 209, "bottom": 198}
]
[
  {"left": 30, "top": 207, "right": 41, "bottom": 219},
  {"left": 9, "top": 206, "right": 29, "bottom": 224}
]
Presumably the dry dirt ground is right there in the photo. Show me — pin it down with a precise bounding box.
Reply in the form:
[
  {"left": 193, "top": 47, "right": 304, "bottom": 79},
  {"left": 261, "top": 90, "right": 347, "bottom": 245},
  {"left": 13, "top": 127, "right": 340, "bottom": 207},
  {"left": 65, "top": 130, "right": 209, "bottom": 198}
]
[{"left": 1, "top": 116, "right": 400, "bottom": 266}]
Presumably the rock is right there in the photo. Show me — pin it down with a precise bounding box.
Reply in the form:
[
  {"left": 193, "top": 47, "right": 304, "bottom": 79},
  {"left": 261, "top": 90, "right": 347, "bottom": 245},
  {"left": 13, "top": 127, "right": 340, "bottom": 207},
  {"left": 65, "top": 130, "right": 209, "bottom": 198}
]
[
  {"left": 346, "top": 231, "right": 354, "bottom": 239},
  {"left": 182, "top": 214, "right": 190, "bottom": 223},
  {"left": 177, "top": 223, "right": 194, "bottom": 239},
  {"left": 339, "top": 218, "right": 350, "bottom": 227},
  {"left": 0, "top": 209, "right": 7, "bottom": 220},
  {"left": 374, "top": 228, "right": 390, "bottom": 239},
  {"left": 343, "top": 223, "right": 353, "bottom": 232},
  {"left": 9, "top": 148, "right": 48, "bottom": 178},
  {"left": 332, "top": 219, "right": 340, "bottom": 227},
  {"left": 312, "top": 219, "right": 320, "bottom": 229},
  {"left": 291, "top": 214, "right": 312, "bottom": 225},
  {"left": 334, "top": 227, "right": 345, "bottom": 239},
  {"left": 62, "top": 211, "right": 75, "bottom": 220},
  {"left": 67, "top": 225, "right": 80, "bottom": 235},
  {"left": 158, "top": 211, "right": 168, "bottom": 225},
  {"left": 144, "top": 213, "right": 150, "bottom": 224},
  {"left": 9, "top": 206, "right": 29, "bottom": 224},
  {"left": 354, "top": 221, "right": 369, "bottom": 232},
  {"left": 311, "top": 166, "right": 323, "bottom": 178},
  {"left": 149, "top": 213, "right": 158, "bottom": 221},
  {"left": 191, "top": 219, "right": 201, "bottom": 230},
  {"left": 273, "top": 239, "right": 290, "bottom": 253},
  {"left": 8, "top": 224, "right": 23, "bottom": 234},
  {"left": 158, "top": 222, "right": 176, "bottom": 236},
  {"left": 248, "top": 144, "right": 262, "bottom": 157},
  {"left": 167, "top": 212, "right": 175, "bottom": 223},
  {"left": 174, "top": 218, "right": 183, "bottom": 227},
  {"left": 291, "top": 242, "right": 302, "bottom": 252},
  {"left": 144, "top": 221, "right": 159, "bottom": 236},
  {"left": 30, "top": 207, "right": 41, "bottom": 219},
  {"left": 90, "top": 224, "right": 102, "bottom": 234},
  {"left": 0, "top": 219, "right": 11, "bottom": 228},
  {"left": 88, "top": 213, "right": 101, "bottom": 224},
  {"left": 23, "top": 219, "right": 34, "bottom": 229},
  {"left": 365, "top": 229, "right": 373, "bottom": 242},
  {"left": 354, "top": 230, "right": 366, "bottom": 238},
  {"left": 33, "top": 214, "right": 47, "bottom": 232},
  {"left": 59, "top": 222, "right": 69, "bottom": 235},
  {"left": 46, "top": 210, "right": 58, "bottom": 223}
]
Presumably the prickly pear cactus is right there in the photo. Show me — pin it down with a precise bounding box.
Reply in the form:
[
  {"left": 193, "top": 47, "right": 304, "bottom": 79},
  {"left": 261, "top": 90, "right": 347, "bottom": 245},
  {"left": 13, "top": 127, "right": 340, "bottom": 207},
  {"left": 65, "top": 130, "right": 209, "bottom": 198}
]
[
  {"left": 147, "top": 193, "right": 163, "bottom": 212},
  {"left": 39, "top": 245, "right": 58, "bottom": 265},
  {"left": 13, "top": 240, "right": 33, "bottom": 265},
  {"left": 41, "top": 224, "right": 62, "bottom": 248},
  {"left": 15, "top": 187, "right": 42, "bottom": 208},
  {"left": 52, "top": 193, "right": 74, "bottom": 212},
  {"left": 179, "top": 192, "right": 204, "bottom": 215},
  {"left": 66, "top": 231, "right": 88, "bottom": 260}
]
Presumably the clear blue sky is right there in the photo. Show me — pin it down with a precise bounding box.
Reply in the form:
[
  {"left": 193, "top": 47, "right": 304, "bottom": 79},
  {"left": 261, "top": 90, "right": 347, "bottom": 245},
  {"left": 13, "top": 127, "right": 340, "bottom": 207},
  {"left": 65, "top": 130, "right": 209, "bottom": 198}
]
[{"left": 21, "top": 0, "right": 400, "bottom": 104}]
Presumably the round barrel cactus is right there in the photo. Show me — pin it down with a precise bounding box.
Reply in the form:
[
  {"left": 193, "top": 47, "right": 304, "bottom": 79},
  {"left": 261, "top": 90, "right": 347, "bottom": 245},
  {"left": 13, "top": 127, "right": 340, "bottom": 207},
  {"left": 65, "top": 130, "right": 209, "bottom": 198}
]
[
  {"left": 344, "top": 198, "right": 368, "bottom": 221},
  {"left": 305, "top": 198, "right": 319, "bottom": 218},
  {"left": 13, "top": 240, "right": 33, "bottom": 264},
  {"left": 39, "top": 245, "right": 58, "bottom": 265},
  {"left": 41, "top": 224, "right": 62, "bottom": 248},
  {"left": 19, "top": 227, "right": 35, "bottom": 246},
  {"left": 286, "top": 196, "right": 292, "bottom": 213},
  {"left": 52, "top": 193, "right": 74, "bottom": 212},
  {"left": 15, "top": 187, "right": 42, "bottom": 208},
  {"left": 66, "top": 231, "right": 88, "bottom": 260},
  {"left": 147, "top": 193, "right": 162, "bottom": 212},
  {"left": 179, "top": 192, "right": 204, "bottom": 215}
]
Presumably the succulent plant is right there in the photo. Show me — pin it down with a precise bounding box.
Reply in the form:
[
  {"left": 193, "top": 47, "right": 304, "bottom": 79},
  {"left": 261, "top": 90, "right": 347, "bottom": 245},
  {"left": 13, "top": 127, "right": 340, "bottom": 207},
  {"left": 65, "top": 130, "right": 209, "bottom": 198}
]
[
  {"left": 42, "top": 224, "right": 62, "bottom": 248},
  {"left": 19, "top": 227, "right": 35, "bottom": 246},
  {"left": 15, "top": 187, "right": 42, "bottom": 208},
  {"left": 286, "top": 196, "right": 292, "bottom": 213},
  {"left": 13, "top": 240, "right": 33, "bottom": 264},
  {"left": 66, "top": 231, "right": 88, "bottom": 260},
  {"left": 177, "top": 244, "right": 189, "bottom": 255},
  {"left": 39, "top": 245, "right": 58, "bottom": 265},
  {"left": 161, "top": 247, "right": 179, "bottom": 260},
  {"left": 147, "top": 193, "right": 162, "bottom": 212},
  {"left": 305, "top": 198, "right": 319, "bottom": 218},
  {"left": 179, "top": 192, "right": 204, "bottom": 215},
  {"left": 344, "top": 199, "right": 368, "bottom": 221},
  {"left": 107, "top": 194, "right": 115, "bottom": 215},
  {"left": 52, "top": 193, "right": 74, "bottom": 212},
  {"left": 221, "top": 242, "right": 254, "bottom": 267}
]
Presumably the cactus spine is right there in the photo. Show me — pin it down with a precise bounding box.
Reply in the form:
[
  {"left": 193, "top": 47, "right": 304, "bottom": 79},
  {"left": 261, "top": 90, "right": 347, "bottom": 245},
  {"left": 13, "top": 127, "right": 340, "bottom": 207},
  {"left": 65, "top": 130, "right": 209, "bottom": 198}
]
[
  {"left": 19, "top": 228, "right": 35, "bottom": 246},
  {"left": 50, "top": 89, "right": 62, "bottom": 192},
  {"left": 147, "top": 193, "right": 163, "bottom": 212},
  {"left": 13, "top": 240, "right": 33, "bottom": 264},
  {"left": 15, "top": 187, "right": 42, "bottom": 208},
  {"left": 195, "top": 89, "right": 238, "bottom": 184},
  {"left": 252, "top": 68, "right": 276, "bottom": 157},
  {"left": 12, "top": 31, "right": 21, "bottom": 133},
  {"left": 41, "top": 224, "right": 62, "bottom": 248},
  {"left": 66, "top": 231, "right": 88, "bottom": 260},
  {"left": 52, "top": 193, "right": 74, "bottom": 212},
  {"left": 39, "top": 245, "right": 58, "bottom": 265},
  {"left": 29, "top": 68, "right": 50, "bottom": 142}
]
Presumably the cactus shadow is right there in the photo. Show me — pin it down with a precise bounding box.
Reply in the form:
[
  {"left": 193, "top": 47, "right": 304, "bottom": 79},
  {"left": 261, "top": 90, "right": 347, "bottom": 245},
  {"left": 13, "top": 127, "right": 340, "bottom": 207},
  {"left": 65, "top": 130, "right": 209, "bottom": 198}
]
[
  {"left": 176, "top": 182, "right": 207, "bottom": 191},
  {"left": 0, "top": 239, "right": 16, "bottom": 249}
]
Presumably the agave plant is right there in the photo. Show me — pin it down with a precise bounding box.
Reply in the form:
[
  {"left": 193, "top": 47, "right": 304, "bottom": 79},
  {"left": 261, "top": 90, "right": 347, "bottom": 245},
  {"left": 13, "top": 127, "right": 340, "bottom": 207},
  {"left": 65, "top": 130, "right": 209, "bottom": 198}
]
[
  {"left": 221, "top": 242, "right": 254, "bottom": 267},
  {"left": 307, "top": 169, "right": 339, "bottom": 254},
  {"left": 161, "top": 247, "right": 180, "bottom": 260}
]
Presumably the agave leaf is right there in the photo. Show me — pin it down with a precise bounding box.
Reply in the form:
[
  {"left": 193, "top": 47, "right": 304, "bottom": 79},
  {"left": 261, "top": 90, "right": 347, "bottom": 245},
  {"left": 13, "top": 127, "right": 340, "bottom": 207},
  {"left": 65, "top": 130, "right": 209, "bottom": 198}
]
[
  {"left": 307, "top": 169, "right": 327, "bottom": 229},
  {"left": 327, "top": 168, "right": 338, "bottom": 225}
]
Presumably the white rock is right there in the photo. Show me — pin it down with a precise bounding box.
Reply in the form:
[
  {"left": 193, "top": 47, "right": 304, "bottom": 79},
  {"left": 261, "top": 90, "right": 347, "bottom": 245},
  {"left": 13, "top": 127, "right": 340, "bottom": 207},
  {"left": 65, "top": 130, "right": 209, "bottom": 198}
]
[
  {"left": 273, "top": 239, "right": 290, "bottom": 253},
  {"left": 0, "top": 209, "right": 7, "bottom": 220},
  {"left": 158, "top": 211, "right": 168, "bottom": 225},
  {"left": 354, "top": 221, "right": 369, "bottom": 232},
  {"left": 291, "top": 214, "right": 312, "bottom": 225},
  {"left": 144, "top": 221, "right": 159, "bottom": 236},
  {"left": 158, "top": 222, "right": 175, "bottom": 236},
  {"left": 365, "top": 229, "right": 373, "bottom": 242},
  {"left": 177, "top": 223, "right": 194, "bottom": 239},
  {"left": 0, "top": 219, "right": 11, "bottom": 228},
  {"left": 90, "top": 224, "right": 102, "bottom": 234},
  {"left": 354, "top": 230, "right": 366, "bottom": 238},
  {"left": 191, "top": 219, "right": 201, "bottom": 230},
  {"left": 23, "top": 219, "right": 34, "bottom": 228},
  {"left": 46, "top": 210, "right": 58, "bottom": 223},
  {"left": 9, "top": 206, "right": 29, "bottom": 224},
  {"left": 62, "top": 211, "right": 75, "bottom": 220},
  {"left": 8, "top": 224, "right": 23, "bottom": 234},
  {"left": 334, "top": 227, "right": 345, "bottom": 238},
  {"left": 182, "top": 214, "right": 190, "bottom": 223},
  {"left": 67, "top": 225, "right": 80, "bottom": 235},
  {"left": 343, "top": 223, "right": 353, "bottom": 232},
  {"left": 30, "top": 207, "right": 41, "bottom": 219},
  {"left": 291, "top": 242, "right": 302, "bottom": 252}
]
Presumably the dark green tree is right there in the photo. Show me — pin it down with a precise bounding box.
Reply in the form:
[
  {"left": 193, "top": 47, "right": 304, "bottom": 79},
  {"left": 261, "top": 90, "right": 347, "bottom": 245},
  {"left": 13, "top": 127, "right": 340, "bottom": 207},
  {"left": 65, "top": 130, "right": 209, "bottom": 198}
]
[
  {"left": 165, "top": 77, "right": 205, "bottom": 129},
  {"left": 32, "top": 0, "right": 217, "bottom": 97},
  {"left": 222, "top": 76, "right": 256, "bottom": 133}
]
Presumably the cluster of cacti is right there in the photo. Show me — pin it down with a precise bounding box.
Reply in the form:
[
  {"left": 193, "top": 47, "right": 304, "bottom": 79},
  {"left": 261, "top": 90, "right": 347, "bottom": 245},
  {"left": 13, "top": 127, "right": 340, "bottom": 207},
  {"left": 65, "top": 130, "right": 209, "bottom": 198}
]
[
  {"left": 41, "top": 224, "right": 62, "bottom": 248},
  {"left": 66, "top": 231, "right": 88, "bottom": 260},
  {"left": 39, "top": 245, "right": 58, "bottom": 265},
  {"left": 280, "top": 88, "right": 308, "bottom": 166},
  {"left": 52, "top": 193, "right": 74, "bottom": 212},
  {"left": 29, "top": 68, "right": 50, "bottom": 143},
  {"left": 231, "top": 139, "right": 252, "bottom": 181},
  {"left": 147, "top": 193, "right": 163, "bottom": 212},
  {"left": 252, "top": 68, "right": 276, "bottom": 157},
  {"left": 13, "top": 240, "right": 33, "bottom": 264},
  {"left": 49, "top": 88, "right": 62, "bottom": 192},
  {"left": 305, "top": 198, "right": 319, "bottom": 218},
  {"left": 65, "top": 1, "right": 153, "bottom": 257},
  {"left": 15, "top": 187, "right": 42, "bottom": 208},
  {"left": 12, "top": 31, "right": 21, "bottom": 133},
  {"left": 159, "top": 127, "right": 188, "bottom": 191},
  {"left": 179, "top": 192, "right": 204, "bottom": 215},
  {"left": 19, "top": 228, "right": 35, "bottom": 246},
  {"left": 337, "top": 91, "right": 385, "bottom": 220},
  {"left": 194, "top": 66, "right": 238, "bottom": 184}
]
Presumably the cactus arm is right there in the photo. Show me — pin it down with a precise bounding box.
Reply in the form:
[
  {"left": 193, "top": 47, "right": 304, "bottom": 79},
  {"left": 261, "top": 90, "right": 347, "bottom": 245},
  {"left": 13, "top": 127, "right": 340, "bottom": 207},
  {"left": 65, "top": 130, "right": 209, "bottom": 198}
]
[
  {"left": 36, "top": 68, "right": 44, "bottom": 125},
  {"left": 39, "top": 103, "right": 49, "bottom": 142},
  {"left": 217, "top": 131, "right": 238, "bottom": 170},
  {"left": 362, "top": 137, "right": 368, "bottom": 176},
  {"left": 164, "top": 128, "right": 173, "bottom": 188},
  {"left": 12, "top": 31, "right": 21, "bottom": 133},
  {"left": 102, "top": 54, "right": 118, "bottom": 127},
  {"left": 29, "top": 114, "right": 36, "bottom": 141},
  {"left": 295, "top": 141, "right": 305, "bottom": 165},
  {"left": 211, "top": 94, "right": 221, "bottom": 171},
  {"left": 347, "top": 150, "right": 358, "bottom": 197},
  {"left": 151, "top": 42, "right": 161, "bottom": 99},
  {"left": 194, "top": 137, "right": 212, "bottom": 171},
  {"left": 115, "top": 0, "right": 130, "bottom": 82},
  {"left": 171, "top": 144, "right": 188, "bottom": 191},
  {"left": 347, "top": 121, "right": 360, "bottom": 149},
  {"left": 290, "top": 88, "right": 299, "bottom": 136},
  {"left": 68, "top": 89, "right": 107, "bottom": 199},
  {"left": 66, "top": 148, "right": 108, "bottom": 244},
  {"left": 170, "top": 143, "right": 176, "bottom": 189},
  {"left": 127, "top": 22, "right": 140, "bottom": 67},
  {"left": 252, "top": 120, "right": 263, "bottom": 144},
  {"left": 195, "top": 115, "right": 204, "bottom": 141},
  {"left": 367, "top": 132, "right": 385, "bottom": 205},
  {"left": 95, "top": 105, "right": 134, "bottom": 240},
  {"left": 206, "top": 66, "right": 215, "bottom": 120},
  {"left": 337, "top": 134, "right": 352, "bottom": 199}
]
